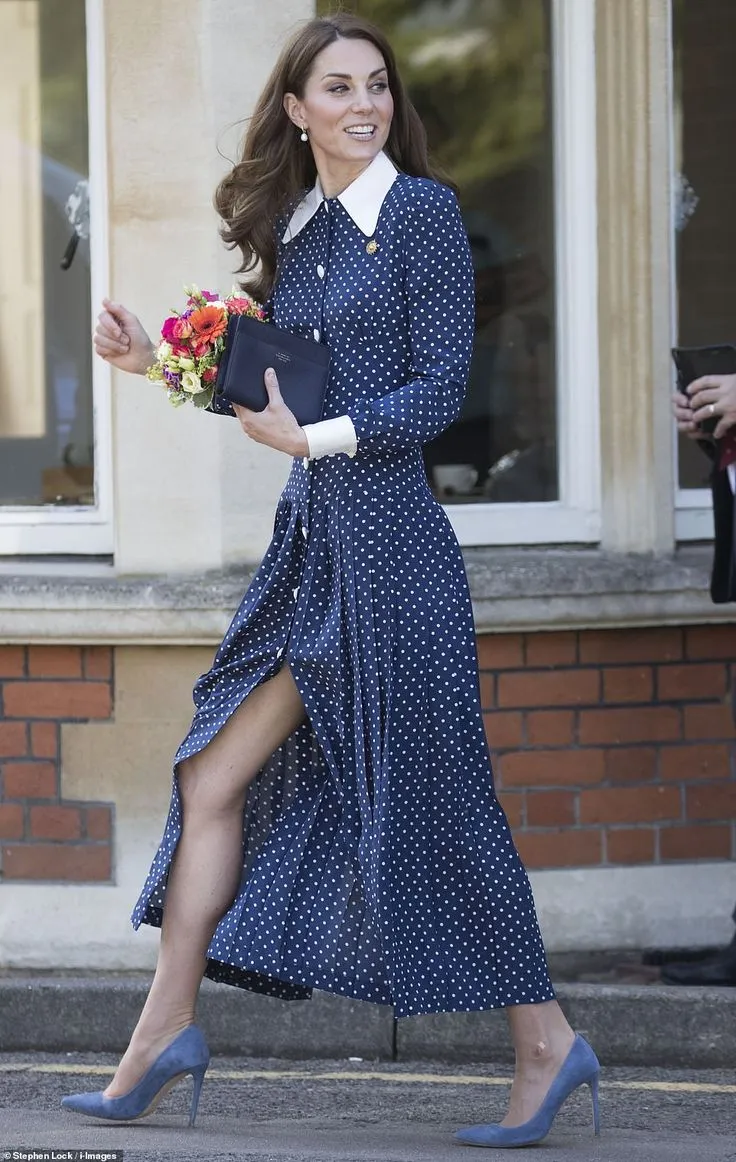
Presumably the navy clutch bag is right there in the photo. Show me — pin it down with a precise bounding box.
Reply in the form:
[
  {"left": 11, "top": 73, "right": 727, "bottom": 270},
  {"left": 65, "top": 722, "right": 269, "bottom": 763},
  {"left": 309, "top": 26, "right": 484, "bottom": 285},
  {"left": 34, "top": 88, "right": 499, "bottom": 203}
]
[{"left": 214, "top": 314, "right": 330, "bottom": 426}]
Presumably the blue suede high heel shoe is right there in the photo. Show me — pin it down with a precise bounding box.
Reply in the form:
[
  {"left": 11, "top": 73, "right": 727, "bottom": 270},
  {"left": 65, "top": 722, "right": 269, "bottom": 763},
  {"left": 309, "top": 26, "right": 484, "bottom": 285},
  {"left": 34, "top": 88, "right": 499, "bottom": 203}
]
[
  {"left": 61, "top": 1025, "right": 210, "bottom": 1127},
  {"left": 455, "top": 1034, "right": 600, "bottom": 1148}
]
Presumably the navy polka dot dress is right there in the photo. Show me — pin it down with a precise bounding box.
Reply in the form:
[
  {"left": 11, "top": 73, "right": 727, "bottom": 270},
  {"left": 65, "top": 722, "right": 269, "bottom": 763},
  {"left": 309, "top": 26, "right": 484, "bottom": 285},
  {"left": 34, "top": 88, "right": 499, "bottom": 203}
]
[{"left": 132, "top": 153, "right": 555, "bottom": 1018}]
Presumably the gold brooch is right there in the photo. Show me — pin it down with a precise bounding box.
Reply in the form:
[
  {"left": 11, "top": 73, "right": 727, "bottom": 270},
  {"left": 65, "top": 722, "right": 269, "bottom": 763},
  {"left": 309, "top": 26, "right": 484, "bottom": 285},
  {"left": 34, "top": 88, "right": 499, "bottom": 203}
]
[{"left": 366, "top": 239, "right": 379, "bottom": 255}]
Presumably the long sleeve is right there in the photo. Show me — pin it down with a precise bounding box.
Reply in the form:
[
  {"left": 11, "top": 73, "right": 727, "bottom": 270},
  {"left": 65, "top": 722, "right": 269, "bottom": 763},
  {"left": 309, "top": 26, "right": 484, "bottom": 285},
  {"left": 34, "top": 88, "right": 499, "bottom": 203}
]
[{"left": 346, "top": 184, "right": 475, "bottom": 455}]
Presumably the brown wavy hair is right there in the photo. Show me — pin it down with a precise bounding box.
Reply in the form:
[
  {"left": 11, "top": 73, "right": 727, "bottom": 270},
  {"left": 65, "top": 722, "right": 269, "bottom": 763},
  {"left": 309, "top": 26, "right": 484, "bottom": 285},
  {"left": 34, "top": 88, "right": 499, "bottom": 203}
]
[{"left": 214, "top": 11, "right": 443, "bottom": 303}]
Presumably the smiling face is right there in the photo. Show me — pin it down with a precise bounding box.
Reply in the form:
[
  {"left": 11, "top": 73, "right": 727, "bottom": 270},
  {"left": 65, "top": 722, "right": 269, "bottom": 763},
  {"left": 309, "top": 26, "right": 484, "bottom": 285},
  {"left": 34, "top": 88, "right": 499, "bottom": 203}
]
[{"left": 284, "top": 36, "right": 394, "bottom": 190}]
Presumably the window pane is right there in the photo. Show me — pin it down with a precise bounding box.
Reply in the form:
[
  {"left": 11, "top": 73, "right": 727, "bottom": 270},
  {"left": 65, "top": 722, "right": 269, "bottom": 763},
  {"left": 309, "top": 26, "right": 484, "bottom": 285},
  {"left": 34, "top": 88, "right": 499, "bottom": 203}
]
[
  {"left": 673, "top": 0, "right": 736, "bottom": 490},
  {"left": 316, "top": 0, "right": 558, "bottom": 503},
  {"left": 0, "top": 0, "right": 94, "bottom": 506}
]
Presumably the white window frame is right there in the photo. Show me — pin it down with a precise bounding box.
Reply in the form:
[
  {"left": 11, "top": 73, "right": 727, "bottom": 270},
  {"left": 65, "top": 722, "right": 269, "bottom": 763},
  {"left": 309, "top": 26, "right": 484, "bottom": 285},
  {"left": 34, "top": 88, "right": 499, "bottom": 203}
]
[
  {"left": 0, "top": 0, "right": 113, "bottom": 556},
  {"left": 669, "top": 0, "right": 715, "bottom": 543},
  {"left": 446, "top": 0, "right": 600, "bottom": 547}
]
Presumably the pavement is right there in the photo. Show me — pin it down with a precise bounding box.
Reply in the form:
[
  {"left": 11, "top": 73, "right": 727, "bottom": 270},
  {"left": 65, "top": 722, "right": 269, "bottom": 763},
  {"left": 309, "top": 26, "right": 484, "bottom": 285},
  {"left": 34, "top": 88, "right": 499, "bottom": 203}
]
[
  {"left": 1, "top": 969, "right": 736, "bottom": 1068},
  {"left": 1, "top": 1052, "right": 736, "bottom": 1162}
]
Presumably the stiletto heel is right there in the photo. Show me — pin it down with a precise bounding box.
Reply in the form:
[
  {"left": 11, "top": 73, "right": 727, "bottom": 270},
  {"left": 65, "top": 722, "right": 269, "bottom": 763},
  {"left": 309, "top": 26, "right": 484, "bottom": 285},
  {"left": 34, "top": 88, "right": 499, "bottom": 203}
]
[
  {"left": 590, "top": 1070, "right": 601, "bottom": 1136},
  {"left": 61, "top": 1025, "right": 210, "bottom": 1126},
  {"left": 455, "top": 1033, "right": 601, "bottom": 1148},
  {"left": 189, "top": 1062, "right": 207, "bottom": 1127}
]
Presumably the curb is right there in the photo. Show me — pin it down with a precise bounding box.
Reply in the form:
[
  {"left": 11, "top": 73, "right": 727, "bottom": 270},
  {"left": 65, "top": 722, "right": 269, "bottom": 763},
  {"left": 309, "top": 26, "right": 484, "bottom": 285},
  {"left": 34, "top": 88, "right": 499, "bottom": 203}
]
[{"left": 2, "top": 974, "right": 736, "bottom": 1067}]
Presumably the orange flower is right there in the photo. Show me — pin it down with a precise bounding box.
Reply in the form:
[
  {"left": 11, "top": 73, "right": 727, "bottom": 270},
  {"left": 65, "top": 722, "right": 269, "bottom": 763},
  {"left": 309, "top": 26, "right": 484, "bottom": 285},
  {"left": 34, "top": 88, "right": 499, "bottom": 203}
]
[{"left": 188, "top": 304, "right": 227, "bottom": 344}]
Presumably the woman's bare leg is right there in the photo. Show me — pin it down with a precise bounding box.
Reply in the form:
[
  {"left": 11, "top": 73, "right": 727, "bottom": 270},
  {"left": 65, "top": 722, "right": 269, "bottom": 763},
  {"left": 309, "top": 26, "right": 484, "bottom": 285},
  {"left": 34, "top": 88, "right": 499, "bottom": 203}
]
[
  {"left": 502, "top": 1000, "right": 576, "bottom": 1125},
  {"left": 105, "top": 665, "right": 306, "bottom": 1096}
]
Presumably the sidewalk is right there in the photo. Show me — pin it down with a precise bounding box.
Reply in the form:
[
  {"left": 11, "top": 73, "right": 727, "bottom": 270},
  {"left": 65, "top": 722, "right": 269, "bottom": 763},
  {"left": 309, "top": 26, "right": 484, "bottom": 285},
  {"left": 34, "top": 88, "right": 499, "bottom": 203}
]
[{"left": 1, "top": 970, "right": 735, "bottom": 1067}]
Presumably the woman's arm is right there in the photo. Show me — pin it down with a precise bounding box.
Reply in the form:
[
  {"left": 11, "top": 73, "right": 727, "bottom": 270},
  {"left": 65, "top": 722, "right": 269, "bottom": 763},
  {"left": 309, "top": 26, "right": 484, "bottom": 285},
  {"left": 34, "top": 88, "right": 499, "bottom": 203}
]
[
  {"left": 94, "top": 300, "right": 155, "bottom": 375},
  {"left": 346, "top": 183, "right": 475, "bottom": 454}
]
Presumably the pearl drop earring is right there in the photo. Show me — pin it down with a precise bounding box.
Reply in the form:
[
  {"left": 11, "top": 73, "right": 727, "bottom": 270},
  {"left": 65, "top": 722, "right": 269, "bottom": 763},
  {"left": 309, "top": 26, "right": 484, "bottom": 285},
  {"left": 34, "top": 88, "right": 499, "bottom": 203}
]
[{"left": 300, "top": 127, "right": 308, "bottom": 143}]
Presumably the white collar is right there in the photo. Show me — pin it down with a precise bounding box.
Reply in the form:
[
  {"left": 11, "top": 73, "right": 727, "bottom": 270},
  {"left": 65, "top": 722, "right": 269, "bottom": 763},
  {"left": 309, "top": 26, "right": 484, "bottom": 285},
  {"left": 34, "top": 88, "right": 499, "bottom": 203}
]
[{"left": 282, "top": 150, "right": 398, "bottom": 243}]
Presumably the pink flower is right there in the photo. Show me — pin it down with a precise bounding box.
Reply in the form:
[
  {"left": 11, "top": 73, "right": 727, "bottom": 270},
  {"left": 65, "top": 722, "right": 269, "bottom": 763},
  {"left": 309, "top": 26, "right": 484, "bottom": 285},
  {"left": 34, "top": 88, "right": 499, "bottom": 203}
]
[
  {"left": 172, "top": 316, "right": 193, "bottom": 341},
  {"left": 161, "top": 316, "right": 179, "bottom": 343}
]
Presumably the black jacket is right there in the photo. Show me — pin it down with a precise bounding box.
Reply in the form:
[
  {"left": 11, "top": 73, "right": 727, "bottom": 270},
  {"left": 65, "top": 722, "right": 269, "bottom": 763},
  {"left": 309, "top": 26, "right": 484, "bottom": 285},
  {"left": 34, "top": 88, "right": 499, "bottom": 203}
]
[{"left": 703, "top": 442, "right": 736, "bottom": 602}]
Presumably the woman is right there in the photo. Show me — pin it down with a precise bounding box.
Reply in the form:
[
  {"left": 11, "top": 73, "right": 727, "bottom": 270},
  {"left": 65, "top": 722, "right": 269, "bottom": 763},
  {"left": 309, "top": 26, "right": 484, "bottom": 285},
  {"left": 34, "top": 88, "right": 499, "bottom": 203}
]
[{"left": 62, "top": 13, "right": 600, "bottom": 1148}]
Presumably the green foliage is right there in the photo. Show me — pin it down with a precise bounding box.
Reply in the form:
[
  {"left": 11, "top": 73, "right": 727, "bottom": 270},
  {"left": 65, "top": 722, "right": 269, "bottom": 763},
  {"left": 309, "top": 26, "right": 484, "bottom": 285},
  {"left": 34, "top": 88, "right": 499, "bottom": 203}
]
[{"left": 318, "top": 0, "right": 550, "bottom": 200}]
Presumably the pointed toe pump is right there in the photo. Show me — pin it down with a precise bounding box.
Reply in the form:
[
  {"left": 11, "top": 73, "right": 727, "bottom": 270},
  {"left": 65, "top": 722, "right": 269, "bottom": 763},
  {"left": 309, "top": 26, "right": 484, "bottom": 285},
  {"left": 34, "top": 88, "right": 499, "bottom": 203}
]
[
  {"left": 455, "top": 1034, "right": 600, "bottom": 1148},
  {"left": 61, "top": 1024, "right": 210, "bottom": 1127}
]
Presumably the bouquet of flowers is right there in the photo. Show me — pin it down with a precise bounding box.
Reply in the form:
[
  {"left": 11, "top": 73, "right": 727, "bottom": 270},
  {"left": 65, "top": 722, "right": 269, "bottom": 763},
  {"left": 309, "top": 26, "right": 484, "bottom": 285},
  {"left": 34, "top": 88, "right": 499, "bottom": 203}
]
[{"left": 145, "top": 285, "right": 265, "bottom": 409}]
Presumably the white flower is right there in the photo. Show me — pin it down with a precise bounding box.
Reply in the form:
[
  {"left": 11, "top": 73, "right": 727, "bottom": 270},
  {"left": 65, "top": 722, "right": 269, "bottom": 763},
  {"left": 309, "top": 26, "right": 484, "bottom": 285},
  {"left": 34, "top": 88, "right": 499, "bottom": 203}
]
[
  {"left": 158, "top": 341, "right": 173, "bottom": 359},
  {"left": 178, "top": 356, "right": 195, "bottom": 372},
  {"left": 180, "top": 370, "right": 203, "bottom": 394}
]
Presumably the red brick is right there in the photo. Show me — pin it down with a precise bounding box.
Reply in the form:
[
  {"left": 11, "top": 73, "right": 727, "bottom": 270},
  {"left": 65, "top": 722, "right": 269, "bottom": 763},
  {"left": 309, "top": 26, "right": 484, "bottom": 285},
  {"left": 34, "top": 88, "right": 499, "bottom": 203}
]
[
  {"left": 602, "top": 667, "right": 654, "bottom": 704},
  {"left": 683, "top": 704, "right": 736, "bottom": 741},
  {"left": 498, "top": 792, "right": 524, "bottom": 829},
  {"left": 660, "top": 745, "right": 732, "bottom": 782},
  {"left": 524, "top": 632, "right": 577, "bottom": 667},
  {"left": 579, "top": 785, "right": 681, "bottom": 825},
  {"left": 579, "top": 628, "right": 683, "bottom": 665},
  {"left": 498, "top": 670, "right": 599, "bottom": 709},
  {"left": 604, "top": 747, "right": 658, "bottom": 784},
  {"left": 660, "top": 824, "right": 732, "bottom": 861},
  {"left": 28, "top": 646, "right": 82, "bottom": 678},
  {"left": 658, "top": 663, "right": 728, "bottom": 702},
  {"left": 0, "top": 721, "right": 28, "bottom": 758},
  {"left": 0, "top": 646, "right": 25, "bottom": 677},
  {"left": 30, "top": 722, "right": 59, "bottom": 759},
  {"left": 685, "top": 625, "right": 736, "bottom": 660},
  {"left": 484, "top": 712, "right": 524, "bottom": 751},
  {"left": 2, "top": 682, "right": 111, "bottom": 720},
  {"left": 500, "top": 749, "right": 605, "bottom": 788},
  {"left": 579, "top": 707, "right": 681, "bottom": 745},
  {"left": 85, "top": 805, "right": 112, "bottom": 841},
  {"left": 83, "top": 647, "right": 113, "bottom": 681},
  {"left": 686, "top": 784, "right": 736, "bottom": 822},
  {"left": 476, "top": 634, "right": 524, "bottom": 669},
  {"left": 1, "top": 843, "right": 111, "bottom": 881},
  {"left": 515, "top": 829, "right": 602, "bottom": 869},
  {"left": 0, "top": 804, "right": 24, "bottom": 840},
  {"left": 607, "top": 828, "right": 656, "bottom": 864},
  {"left": 526, "top": 711, "right": 575, "bottom": 747},
  {"left": 2, "top": 762, "right": 57, "bottom": 799},
  {"left": 526, "top": 790, "right": 576, "bottom": 827},
  {"left": 478, "top": 673, "right": 495, "bottom": 709},
  {"left": 29, "top": 805, "right": 82, "bottom": 841}
]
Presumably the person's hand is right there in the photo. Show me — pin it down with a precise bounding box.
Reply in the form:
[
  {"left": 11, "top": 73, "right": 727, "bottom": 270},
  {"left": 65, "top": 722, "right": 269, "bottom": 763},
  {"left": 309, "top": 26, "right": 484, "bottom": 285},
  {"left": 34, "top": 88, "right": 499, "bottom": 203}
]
[
  {"left": 233, "top": 368, "right": 309, "bottom": 458},
  {"left": 94, "top": 298, "right": 155, "bottom": 375},
  {"left": 687, "top": 374, "right": 736, "bottom": 440},
  {"left": 672, "top": 391, "right": 703, "bottom": 441}
]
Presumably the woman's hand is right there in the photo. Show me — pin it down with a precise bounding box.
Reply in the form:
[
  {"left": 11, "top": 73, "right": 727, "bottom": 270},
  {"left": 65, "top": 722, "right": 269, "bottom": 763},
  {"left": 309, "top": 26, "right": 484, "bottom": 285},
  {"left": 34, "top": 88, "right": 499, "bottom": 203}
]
[
  {"left": 233, "top": 368, "right": 309, "bottom": 458},
  {"left": 687, "top": 374, "right": 736, "bottom": 440},
  {"left": 672, "top": 391, "right": 703, "bottom": 441},
  {"left": 94, "top": 298, "right": 155, "bottom": 375}
]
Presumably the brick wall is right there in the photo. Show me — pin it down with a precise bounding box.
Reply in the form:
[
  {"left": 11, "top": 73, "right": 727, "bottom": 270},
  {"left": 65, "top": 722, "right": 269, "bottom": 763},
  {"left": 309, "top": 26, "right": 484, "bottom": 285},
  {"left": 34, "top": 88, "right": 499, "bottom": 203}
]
[
  {"left": 1, "top": 630, "right": 735, "bottom": 883},
  {"left": 0, "top": 646, "right": 114, "bottom": 882},
  {"left": 481, "top": 625, "right": 736, "bottom": 869}
]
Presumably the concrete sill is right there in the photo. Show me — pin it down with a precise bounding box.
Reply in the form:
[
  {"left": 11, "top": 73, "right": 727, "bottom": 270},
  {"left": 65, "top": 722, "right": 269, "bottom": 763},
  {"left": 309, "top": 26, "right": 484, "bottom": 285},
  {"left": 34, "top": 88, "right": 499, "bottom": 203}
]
[{"left": 0, "top": 545, "right": 731, "bottom": 644}]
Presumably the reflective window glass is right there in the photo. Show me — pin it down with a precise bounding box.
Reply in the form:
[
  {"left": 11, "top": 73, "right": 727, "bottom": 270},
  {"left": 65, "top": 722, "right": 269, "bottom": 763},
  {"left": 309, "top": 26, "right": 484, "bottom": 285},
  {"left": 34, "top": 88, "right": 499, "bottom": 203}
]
[
  {"left": 317, "top": 0, "right": 558, "bottom": 503},
  {"left": 0, "top": 0, "right": 93, "bottom": 507}
]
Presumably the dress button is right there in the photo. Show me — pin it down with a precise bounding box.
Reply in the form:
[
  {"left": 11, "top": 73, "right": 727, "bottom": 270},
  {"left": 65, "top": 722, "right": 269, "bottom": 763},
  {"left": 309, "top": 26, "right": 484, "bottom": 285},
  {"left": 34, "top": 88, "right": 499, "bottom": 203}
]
[
  {"left": 301, "top": 523, "right": 308, "bottom": 539},
  {"left": 293, "top": 587, "right": 300, "bottom": 600},
  {"left": 317, "top": 265, "right": 325, "bottom": 279},
  {"left": 302, "top": 457, "right": 310, "bottom": 470},
  {"left": 313, "top": 328, "right": 321, "bottom": 342}
]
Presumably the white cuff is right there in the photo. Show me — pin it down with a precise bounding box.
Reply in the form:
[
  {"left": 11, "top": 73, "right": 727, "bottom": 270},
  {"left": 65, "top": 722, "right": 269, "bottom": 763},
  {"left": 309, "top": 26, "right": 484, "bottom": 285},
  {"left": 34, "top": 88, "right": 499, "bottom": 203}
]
[{"left": 302, "top": 415, "right": 357, "bottom": 460}]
